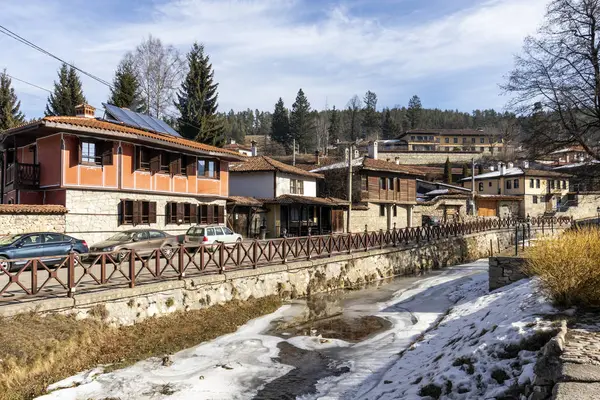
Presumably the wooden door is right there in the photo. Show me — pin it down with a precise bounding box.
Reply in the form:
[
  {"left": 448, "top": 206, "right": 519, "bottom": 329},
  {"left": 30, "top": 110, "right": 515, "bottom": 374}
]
[
  {"left": 332, "top": 210, "right": 345, "bottom": 233},
  {"left": 477, "top": 200, "right": 497, "bottom": 217}
]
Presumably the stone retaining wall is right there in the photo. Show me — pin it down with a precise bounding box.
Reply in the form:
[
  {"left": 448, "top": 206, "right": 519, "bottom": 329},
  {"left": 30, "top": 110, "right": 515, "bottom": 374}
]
[
  {"left": 489, "top": 256, "right": 528, "bottom": 291},
  {"left": 378, "top": 151, "right": 484, "bottom": 165},
  {"left": 0, "top": 205, "right": 67, "bottom": 236}
]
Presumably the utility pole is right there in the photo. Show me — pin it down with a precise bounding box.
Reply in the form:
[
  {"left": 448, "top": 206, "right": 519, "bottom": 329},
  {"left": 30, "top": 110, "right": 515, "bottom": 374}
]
[
  {"left": 347, "top": 143, "right": 354, "bottom": 233},
  {"left": 292, "top": 138, "right": 296, "bottom": 166},
  {"left": 471, "top": 157, "right": 476, "bottom": 216}
]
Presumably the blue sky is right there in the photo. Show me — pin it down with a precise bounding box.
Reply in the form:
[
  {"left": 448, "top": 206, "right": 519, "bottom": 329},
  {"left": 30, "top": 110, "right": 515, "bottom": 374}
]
[{"left": 1, "top": 0, "right": 549, "bottom": 119}]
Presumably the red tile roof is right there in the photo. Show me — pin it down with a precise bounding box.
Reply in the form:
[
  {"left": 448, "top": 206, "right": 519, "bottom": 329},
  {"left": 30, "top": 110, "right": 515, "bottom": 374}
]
[
  {"left": 0, "top": 204, "right": 67, "bottom": 214},
  {"left": 362, "top": 158, "right": 426, "bottom": 177},
  {"left": 230, "top": 156, "right": 324, "bottom": 179},
  {"left": 3, "top": 117, "right": 243, "bottom": 159}
]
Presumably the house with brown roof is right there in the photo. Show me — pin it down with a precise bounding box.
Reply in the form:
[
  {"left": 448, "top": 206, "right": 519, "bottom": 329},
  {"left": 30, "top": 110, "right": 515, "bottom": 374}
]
[
  {"left": 311, "top": 151, "right": 425, "bottom": 232},
  {"left": 229, "top": 156, "right": 348, "bottom": 238},
  {"left": 0, "top": 104, "right": 243, "bottom": 243}
]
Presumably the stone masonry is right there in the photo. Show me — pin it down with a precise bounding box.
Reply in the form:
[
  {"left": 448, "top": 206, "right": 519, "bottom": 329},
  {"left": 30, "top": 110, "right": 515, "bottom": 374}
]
[
  {"left": 378, "top": 151, "right": 484, "bottom": 165},
  {"left": 0, "top": 205, "right": 66, "bottom": 236},
  {"left": 64, "top": 189, "right": 226, "bottom": 244},
  {"left": 488, "top": 256, "right": 529, "bottom": 291}
]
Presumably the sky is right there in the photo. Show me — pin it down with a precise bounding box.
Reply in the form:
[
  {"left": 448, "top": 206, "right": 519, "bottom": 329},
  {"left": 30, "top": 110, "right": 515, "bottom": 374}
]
[{"left": 1, "top": 0, "right": 549, "bottom": 119}]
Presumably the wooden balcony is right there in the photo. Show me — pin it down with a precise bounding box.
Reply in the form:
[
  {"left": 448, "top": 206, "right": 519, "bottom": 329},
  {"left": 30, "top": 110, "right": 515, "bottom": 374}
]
[{"left": 4, "top": 163, "right": 40, "bottom": 192}]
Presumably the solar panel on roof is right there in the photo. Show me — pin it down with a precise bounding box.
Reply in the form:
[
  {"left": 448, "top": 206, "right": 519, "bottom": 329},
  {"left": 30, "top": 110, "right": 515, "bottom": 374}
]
[{"left": 102, "top": 103, "right": 182, "bottom": 137}]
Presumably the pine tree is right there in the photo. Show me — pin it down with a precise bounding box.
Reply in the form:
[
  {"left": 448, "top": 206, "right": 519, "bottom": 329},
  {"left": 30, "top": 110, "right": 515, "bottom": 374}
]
[
  {"left": 0, "top": 70, "right": 25, "bottom": 130},
  {"left": 381, "top": 108, "right": 399, "bottom": 139},
  {"left": 289, "top": 88, "right": 315, "bottom": 151},
  {"left": 444, "top": 157, "right": 452, "bottom": 184},
  {"left": 109, "top": 53, "right": 145, "bottom": 112},
  {"left": 362, "top": 90, "right": 380, "bottom": 139},
  {"left": 407, "top": 95, "right": 422, "bottom": 130},
  {"left": 271, "top": 98, "right": 290, "bottom": 152},
  {"left": 175, "top": 42, "right": 224, "bottom": 146},
  {"left": 328, "top": 106, "right": 340, "bottom": 145},
  {"left": 45, "top": 63, "right": 86, "bottom": 116}
]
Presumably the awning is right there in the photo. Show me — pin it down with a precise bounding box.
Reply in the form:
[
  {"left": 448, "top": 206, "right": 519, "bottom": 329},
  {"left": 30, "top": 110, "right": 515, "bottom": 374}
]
[{"left": 259, "top": 195, "right": 349, "bottom": 207}]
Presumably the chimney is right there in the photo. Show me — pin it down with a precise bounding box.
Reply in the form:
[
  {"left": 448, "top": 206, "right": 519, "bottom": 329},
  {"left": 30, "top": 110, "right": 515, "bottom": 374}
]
[
  {"left": 354, "top": 149, "right": 360, "bottom": 159},
  {"left": 489, "top": 165, "right": 495, "bottom": 172},
  {"left": 315, "top": 150, "right": 321, "bottom": 166},
  {"left": 499, "top": 162, "right": 506, "bottom": 176},
  {"left": 522, "top": 160, "right": 530, "bottom": 169},
  {"left": 368, "top": 140, "right": 378, "bottom": 160},
  {"left": 75, "top": 104, "right": 95, "bottom": 119},
  {"left": 250, "top": 140, "right": 258, "bottom": 157},
  {"left": 230, "top": 138, "right": 236, "bottom": 144},
  {"left": 507, "top": 161, "right": 514, "bottom": 169},
  {"left": 395, "top": 157, "right": 400, "bottom": 165},
  {"left": 344, "top": 148, "right": 350, "bottom": 162}
]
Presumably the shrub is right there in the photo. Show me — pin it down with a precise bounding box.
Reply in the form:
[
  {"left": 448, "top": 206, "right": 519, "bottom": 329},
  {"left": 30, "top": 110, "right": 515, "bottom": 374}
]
[
  {"left": 525, "top": 227, "right": 600, "bottom": 307},
  {"left": 418, "top": 383, "right": 442, "bottom": 399}
]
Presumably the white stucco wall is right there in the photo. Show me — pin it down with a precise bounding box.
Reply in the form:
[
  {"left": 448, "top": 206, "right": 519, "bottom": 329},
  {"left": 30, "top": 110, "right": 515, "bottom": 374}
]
[
  {"left": 275, "top": 173, "right": 317, "bottom": 197},
  {"left": 229, "top": 172, "right": 275, "bottom": 198}
]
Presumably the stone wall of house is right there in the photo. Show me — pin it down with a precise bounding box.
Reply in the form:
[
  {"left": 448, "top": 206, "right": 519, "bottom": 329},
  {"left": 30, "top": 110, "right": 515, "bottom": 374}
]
[
  {"left": 0, "top": 212, "right": 66, "bottom": 236},
  {"left": 414, "top": 197, "right": 469, "bottom": 224},
  {"left": 64, "top": 190, "right": 226, "bottom": 244},
  {"left": 488, "top": 256, "right": 528, "bottom": 291},
  {"left": 378, "top": 151, "right": 484, "bottom": 165},
  {"left": 499, "top": 200, "right": 522, "bottom": 218},
  {"left": 349, "top": 203, "right": 412, "bottom": 232},
  {"left": 559, "top": 192, "right": 600, "bottom": 221}
]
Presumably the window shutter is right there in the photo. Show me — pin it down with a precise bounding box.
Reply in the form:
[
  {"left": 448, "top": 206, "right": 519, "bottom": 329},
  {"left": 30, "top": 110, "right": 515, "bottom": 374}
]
[
  {"left": 176, "top": 203, "right": 184, "bottom": 225},
  {"left": 165, "top": 202, "right": 172, "bottom": 224},
  {"left": 118, "top": 200, "right": 125, "bottom": 225},
  {"left": 169, "top": 155, "right": 177, "bottom": 175},
  {"left": 217, "top": 205, "right": 225, "bottom": 224},
  {"left": 71, "top": 137, "right": 82, "bottom": 167},
  {"left": 190, "top": 204, "right": 198, "bottom": 223},
  {"left": 216, "top": 161, "right": 221, "bottom": 179},
  {"left": 101, "top": 141, "right": 113, "bottom": 166},
  {"left": 149, "top": 201, "right": 157, "bottom": 224},
  {"left": 150, "top": 151, "right": 160, "bottom": 174},
  {"left": 186, "top": 157, "right": 197, "bottom": 176},
  {"left": 207, "top": 204, "right": 214, "bottom": 224},
  {"left": 132, "top": 201, "right": 142, "bottom": 226}
]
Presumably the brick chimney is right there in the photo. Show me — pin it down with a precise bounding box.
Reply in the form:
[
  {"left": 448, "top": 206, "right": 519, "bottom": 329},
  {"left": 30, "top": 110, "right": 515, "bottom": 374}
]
[{"left": 75, "top": 104, "right": 96, "bottom": 119}]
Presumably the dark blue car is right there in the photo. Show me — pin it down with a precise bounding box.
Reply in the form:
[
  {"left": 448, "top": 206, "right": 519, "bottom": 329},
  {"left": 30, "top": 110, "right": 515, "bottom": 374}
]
[{"left": 0, "top": 232, "right": 88, "bottom": 273}]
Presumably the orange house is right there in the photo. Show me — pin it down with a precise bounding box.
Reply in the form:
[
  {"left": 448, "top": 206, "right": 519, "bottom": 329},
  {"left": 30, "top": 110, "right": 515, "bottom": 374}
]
[{"left": 0, "top": 105, "right": 243, "bottom": 244}]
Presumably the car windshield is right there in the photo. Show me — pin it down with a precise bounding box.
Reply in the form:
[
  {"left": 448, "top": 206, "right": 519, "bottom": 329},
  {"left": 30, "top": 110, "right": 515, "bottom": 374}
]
[
  {"left": 106, "top": 232, "right": 134, "bottom": 241},
  {"left": 0, "top": 234, "right": 24, "bottom": 245}
]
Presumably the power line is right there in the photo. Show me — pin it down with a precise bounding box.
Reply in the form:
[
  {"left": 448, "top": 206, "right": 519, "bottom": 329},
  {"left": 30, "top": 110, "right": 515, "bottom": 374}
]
[{"left": 4, "top": 73, "right": 52, "bottom": 93}]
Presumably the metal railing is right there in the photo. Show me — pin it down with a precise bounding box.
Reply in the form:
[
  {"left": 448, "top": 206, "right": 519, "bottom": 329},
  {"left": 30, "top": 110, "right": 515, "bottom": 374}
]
[{"left": 0, "top": 216, "right": 573, "bottom": 301}]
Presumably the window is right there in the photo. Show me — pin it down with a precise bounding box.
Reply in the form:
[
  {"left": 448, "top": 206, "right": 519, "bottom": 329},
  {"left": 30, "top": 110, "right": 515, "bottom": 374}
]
[
  {"left": 290, "top": 179, "right": 304, "bottom": 195},
  {"left": 214, "top": 227, "right": 224, "bottom": 235},
  {"left": 134, "top": 231, "right": 149, "bottom": 241},
  {"left": 166, "top": 202, "right": 198, "bottom": 225},
  {"left": 223, "top": 227, "right": 234, "bottom": 235},
  {"left": 536, "top": 179, "right": 540, "bottom": 188},
  {"left": 480, "top": 147, "right": 484, "bottom": 152},
  {"left": 462, "top": 138, "right": 467, "bottom": 143},
  {"left": 480, "top": 138, "right": 485, "bottom": 144},
  {"left": 489, "top": 181, "right": 492, "bottom": 187},
  {"left": 290, "top": 179, "right": 297, "bottom": 194},
  {"left": 411, "top": 136, "right": 415, "bottom": 140},
  {"left": 198, "top": 204, "right": 225, "bottom": 224},
  {"left": 453, "top": 138, "right": 458, "bottom": 144},
  {"left": 471, "top": 138, "right": 476, "bottom": 143},
  {"left": 478, "top": 182, "right": 484, "bottom": 191},
  {"left": 445, "top": 138, "right": 449, "bottom": 143},
  {"left": 44, "top": 233, "right": 65, "bottom": 243},
  {"left": 506, "top": 180, "right": 512, "bottom": 189},
  {"left": 81, "top": 142, "right": 97, "bottom": 164},
  {"left": 149, "top": 230, "right": 166, "bottom": 239},
  {"left": 119, "top": 200, "right": 157, "bottom": 226},
  {"left": 159, "top": 152, "right": 170, "bottom": 173},
  {"left": 380, "top": 177, "right": 386, "bottom": 190},
  {"left": 206, "top": 228, "right": 215, "bottom": 236},
  {"left": 530, "top": 179, "right": 534, "bottom": 188},
  {"left": 197, "top": 159, "right": 219, "bottom": 179},
  {"left": 20, "top": 235, "right": 42, "bottom": 246},
  {"left": 180, "top": 155, "right": 188, "bottom": 175},
  {"left": 361, "top": 175, "right": 368, "bottom": 191},
  {"left": 562, "top": 180, "right": 567, "bottom": 189},
  {"left": 136, "top": 147, "right": 151, "bottom": 170},
  {"left": 514, "top": 179, "right": 519, "bottom": 189},
  {"left": 388, "top": 178, "right": 393, "bottom": 190},
  {"left": 533, "top": 196, "right": 538, "bottom": 204},
  {"left": 379, "top": 204, "right": 385, "bottom": 217},
  {"left": 80, "top": 140, "right": 112, "bottom": 166},
  {"left": 393, "top": 205, "right": 397, "bottom": 217},
  {"left": 396, "top": 179, "right": 401, "bottom": 192},
  {"left": 550, "top": 180, "right": 555, "bottom": 189}
]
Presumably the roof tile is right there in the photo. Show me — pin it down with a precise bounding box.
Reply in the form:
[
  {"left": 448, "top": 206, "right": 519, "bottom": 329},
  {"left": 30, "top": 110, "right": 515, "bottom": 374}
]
[
  {"left": 230, "top": 156, "right": 324, "bottom": 178},
  {"left": 0, "top": 204, "right": 67, "bottom": 214}
]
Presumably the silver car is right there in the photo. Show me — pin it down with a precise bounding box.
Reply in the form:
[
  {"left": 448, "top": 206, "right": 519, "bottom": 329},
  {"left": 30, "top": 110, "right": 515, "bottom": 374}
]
[{"left": 184, "top": 225, "right": 242, "bottom": 246}]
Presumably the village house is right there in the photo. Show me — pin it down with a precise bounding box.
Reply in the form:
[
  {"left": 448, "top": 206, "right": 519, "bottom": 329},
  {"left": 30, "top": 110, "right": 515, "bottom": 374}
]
[
  {"left": 0, "top": 104, "right": 243, "bottom": 244},
  {"left": 311, "top": 142, "right": 425, "bottom": 232},
  {"left": 228, "top": 156, "right": 348, "bottom": 238},
  {"left": 398, "top": 129, "right": 504, "bottom": 154},
  {"left": 460, "top": 162, "right": 572, "bottom": 218}
]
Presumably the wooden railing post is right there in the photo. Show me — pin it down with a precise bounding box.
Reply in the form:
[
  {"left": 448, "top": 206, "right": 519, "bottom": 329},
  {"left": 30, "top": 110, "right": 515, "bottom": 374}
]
[
  {"left": 379, "top": 229, "right": 384, "bottom": 249},
  {"left": 100, "top": 254, "right": 107, "bottom": 284},
  {"left": 129, "top": 249, "right": 136, "bottom": 288},
  {"left": 67, "top": 252, "right": 76, "bottom": 297},
  {"left": 31, "top": 259, "right": 38, "bottom": 295},
  {"left": 392, "top": 223, "right": 397, "bottom": 247},
  {"left": 328, "top": 233, "right": 333, "bottom": 257},
  {"left": 219, "top": 242, "right": 225, "bottom": 273},
  {"left": 307, "top": 232, "right": 312, "bottom": 260},
  {"left": 178, "top": 244, "right": 185, "bottom": 279},
  {"left": 252, "top": 239, "right": 258, "bottom": 269},
  {"left": 282, "top": 238, "right": 288, "bottom": 263}
]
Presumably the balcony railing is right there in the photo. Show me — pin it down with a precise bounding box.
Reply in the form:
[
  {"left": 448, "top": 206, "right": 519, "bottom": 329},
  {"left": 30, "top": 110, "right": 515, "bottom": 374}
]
[{"left": 5, "top": 163, "right": 40, "bottom": 190}]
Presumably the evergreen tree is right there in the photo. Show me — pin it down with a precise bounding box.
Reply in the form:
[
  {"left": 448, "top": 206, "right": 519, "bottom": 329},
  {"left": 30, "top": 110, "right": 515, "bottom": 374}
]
[
  {"left": 109, "top": 53, "right": 145, "bottom": 112},
  {"left": 407, "top": 95, "right": 422, "bottom": 130},
  {"left": 362, "top": 90, "right": 380, "bottom": 139},
  {"left": 0, "top": 70, "right": 25, "bottom": 130},
  {"left": 444, "top": 157, "right": 452, "bottom": 184},
  {"left": 289, "top": 88, "right": 315, "bottom": 152},
  {"left": 175, "top": 42, "right": 224, "bottom": 146},
  {"left": 381, "top": 108, "right": 399, "bottom": 139},
  {"left": 477, "top": 164, "right": 483, "bottom": 175},
  {"left": 45, "top": 63, "right": 86, "bottom": 116},
  {"left": 462, "top": 163, "right": 471, "bottom": 179},
  {"left": 328, "top": 106, "right": 341, "bottom": 145},
  {"left": 271, "top": 97, "right": 290, "bottom": 151}
]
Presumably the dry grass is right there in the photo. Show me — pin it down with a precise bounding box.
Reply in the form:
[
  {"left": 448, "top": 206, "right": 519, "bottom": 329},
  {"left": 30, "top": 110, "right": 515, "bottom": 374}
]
[
  {"left": 0, "top": 296, "right": 282, "bottom": 400},
  {"left": 525, "top": 227, "right": 600, "bottom": 308}
]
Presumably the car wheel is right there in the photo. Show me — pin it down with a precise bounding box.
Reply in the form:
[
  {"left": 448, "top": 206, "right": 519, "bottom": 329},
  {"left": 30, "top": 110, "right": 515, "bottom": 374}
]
[
  {"left": 72, "top": 251, "right": 81, "bottom": 266},
  {"left": 162, "top": 245, "right": 174, "bottom": 258},
  {"left": 118, "top": 249, "right": 130, "bottom": 262},
  {"left": 236, "top": 237, "right": 242, "bottom": 243},
  {"left": 0, "top": 257, "right": 10, "bottom": 274}
]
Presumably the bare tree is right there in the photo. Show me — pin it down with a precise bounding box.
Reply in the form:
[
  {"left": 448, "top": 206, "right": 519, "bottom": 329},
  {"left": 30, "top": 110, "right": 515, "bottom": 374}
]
[
  {"left": 503, "top": 0, "right": 600, "bottom": 161},
  {"left": 132, "top": 35, "right": 186, "bottom": 118},
  {"left": 346, "top": 95, "right": 362, "bottom": 141}
]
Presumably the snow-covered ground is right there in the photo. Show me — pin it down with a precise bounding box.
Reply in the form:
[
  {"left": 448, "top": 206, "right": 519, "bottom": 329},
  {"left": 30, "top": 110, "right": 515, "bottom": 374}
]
[{"left": 38, "top": 259, "right": 555, "bottom": 400}]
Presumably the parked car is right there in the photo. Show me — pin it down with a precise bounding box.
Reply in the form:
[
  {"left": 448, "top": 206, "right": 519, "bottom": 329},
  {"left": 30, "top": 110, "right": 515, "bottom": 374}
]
[
  {"left": 89, "top": 229, "right": 179, "bottom": 261},
  {"left": 0, "top": 232, "right": 88, "bottom": 273},
  {"left": 184, "top": 225, "right": 243, "bottom": 247},
  {"left": 422, "top": 216, "right": 442, "bottom": 227}
]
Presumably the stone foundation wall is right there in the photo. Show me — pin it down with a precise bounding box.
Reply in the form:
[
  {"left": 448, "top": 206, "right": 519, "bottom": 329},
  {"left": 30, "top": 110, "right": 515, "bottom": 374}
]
[
  {"left": 378, "top": 151, "right": 484, "bottom": 165},
  {"left": 349, "top": 203, "right": 412, "bottom": 232},
  {"left": 560, "top": 193, "right": 600, "bottom": 220},
  {"left": 64, "top": 189, "right": 226, "bottom": 244},
  {"left": 414, "top": 198, "right": 469, "bottom": 224},
  {"left": 0, "top": 213, "right": 66, "bottom": 236},
  {"left": 489, "top": 256, "right": 528, "bottom": 291}
]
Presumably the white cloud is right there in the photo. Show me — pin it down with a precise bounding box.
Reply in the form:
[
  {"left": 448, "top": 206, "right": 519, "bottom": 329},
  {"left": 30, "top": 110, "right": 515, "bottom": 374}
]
[{"left": 1, "top": 0, "right": 548, "bottom": 118}]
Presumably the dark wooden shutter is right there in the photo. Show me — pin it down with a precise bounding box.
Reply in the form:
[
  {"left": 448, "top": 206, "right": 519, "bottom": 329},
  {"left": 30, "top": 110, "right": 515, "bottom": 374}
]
[
  {"left": 169, "top": 156, "right": 181, "bottom": 175},
  {"left": 186, "top": 157, "right": 197, "bottom": 176},
  {"left": 149, "top": 201, "right": 157, "bottom": 224},
  {"left": 190, "top": 204, "right": 198, "bottom": 223},
  {"left": 207, "top": 205, "right": 214, "bottom": 224},
  {"left": 101, "top": 141, "right": 113, "bottom": 166},
  {"left": 132, "top": 201, "right": 142, "bottom": 226},
  {"left": 118, "top": 200, "right": 125, "bottom": 225},
  {"left": 176, "top": 203, "right": 184, "bottom": 225},
  {"left": 150, "top": 151, "right": 160, "bottom": 174},
  {"left": 165, "top": 202, "right": 172, "bottom": 224},
  {"left": 217, "top": 205, "right": 225, "bottom": 224},
  {"left": 215, "top": 160, "right": 221, "bottom": 179}
]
